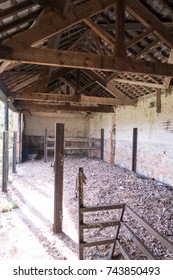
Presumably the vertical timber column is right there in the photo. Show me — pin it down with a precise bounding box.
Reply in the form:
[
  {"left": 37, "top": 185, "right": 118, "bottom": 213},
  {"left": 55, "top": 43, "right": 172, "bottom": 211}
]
[
  {"left": 18, "top": 113, "right": 22, "bottom": 163},
  {"left": 53, "top": 123, "right": 64, "bottom": 233},
  {"left": 114, "top": 0, "right": 126, "bottom": 57},
  {"left": 78, "top": 167, "right": 84, "bottom": 260},
  {"left": 4, "top": 101, "right": 9, "bottom": 177},
  {"left": 2, "top": 131, "right": 8, "bottom": 192},
  {"left": 44, "top": 128, "right": 48, "bottom": 162},
  {"left": 132, "top": 128, "right": 138, "bottom": 172},
  {"left": 12, "top": 131, "right": 17, "bottom": 173},
  {"left": 101, "top": 129, "right": 104, "bottom": 160}
]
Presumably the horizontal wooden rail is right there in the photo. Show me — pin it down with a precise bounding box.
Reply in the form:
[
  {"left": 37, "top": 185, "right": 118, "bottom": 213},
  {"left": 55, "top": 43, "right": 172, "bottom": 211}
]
[
  {"left": 80, "top": 203, "right": 125, "bottom": 213},
  {"left": 126, "top": 205, "right": 173, "bottom": 254},
  {"left": 80, "top": 220, "right": 120, "bottom": 229}
]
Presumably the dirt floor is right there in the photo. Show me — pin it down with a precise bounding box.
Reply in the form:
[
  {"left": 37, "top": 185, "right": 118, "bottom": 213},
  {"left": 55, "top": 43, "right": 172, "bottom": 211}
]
[{"left": 0, "top": 155, "right": 173, "bottom": 260}]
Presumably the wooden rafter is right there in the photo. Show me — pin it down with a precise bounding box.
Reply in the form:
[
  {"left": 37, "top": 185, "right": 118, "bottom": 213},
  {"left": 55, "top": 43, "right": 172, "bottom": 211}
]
[
  {"left": 1, "top": 47, "right": 173, "bottom": 77},
  {"left": 14, "top": 92, "right": 134, "bottom": 106},
  {"left": 2, "top": 0, "right": 116, "bottom": 48},
  {"left": 0, "top": 1, "right": 36, "bottom": 21},
  {"left": 114, "top": 78, "right": 165, "bottom": 89},
  {"left": 126, "top": 0, "right": 173, "bottom": 49},
  {"left": 114, "top": 0, "right": 126, "bottom": 57},
  {"left": 163, "top": 50, "right": 173, "bottom": 89}
]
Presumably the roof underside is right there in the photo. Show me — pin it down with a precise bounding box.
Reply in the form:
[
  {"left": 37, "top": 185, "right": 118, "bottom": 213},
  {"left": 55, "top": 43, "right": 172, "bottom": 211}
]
[{"left": 0, "top": 0, "right": 173, "bottom": 114}]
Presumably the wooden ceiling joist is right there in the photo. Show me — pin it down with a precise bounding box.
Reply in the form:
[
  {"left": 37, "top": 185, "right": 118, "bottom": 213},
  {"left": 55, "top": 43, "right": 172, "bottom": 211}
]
[{"left": 1, "top": 46, "right": 173, "bottom": 77}]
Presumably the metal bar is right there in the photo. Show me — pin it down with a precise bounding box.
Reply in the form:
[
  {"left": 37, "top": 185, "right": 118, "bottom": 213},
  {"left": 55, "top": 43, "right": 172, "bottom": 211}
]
[
  {"left": 80, "top": 203, "right": 125, "bottom": 213},
  {"left": 2, "top": 131, "right": 8, "bottom": 192},
  {"left": 101, "top": 129, "right": 104, "bottom": 160},
  {"left": 12, "top": 131, "right": 17, "bottom": 173},
  {"left": 53, "top": 123, "right": 64, "bottom": 233},
  {"left": 132, "top": 128, "right": 138, "bottom": 172},
  {"left": 122, "top": 221, "right": 156, "bottom": 259},
  {"left": 126, "top": 205, "right": 173, "bottom": 254},
  {"left": 44, "top": 128, "right": 48, "bottom": 162}
]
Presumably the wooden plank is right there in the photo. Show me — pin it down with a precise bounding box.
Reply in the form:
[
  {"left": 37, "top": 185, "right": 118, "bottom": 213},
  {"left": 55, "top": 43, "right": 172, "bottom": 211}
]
[
  {"left": 2, "top": 47, "right": 173, "bottom": 77},
  {"left": 122, "top": 222, "right": 156, "bottom": 259},
  {"left": 2, "top": 131, "right": 8, "bottom": 192},
  {"left": 126, "top": 0, "right": 173, "bottom": 49},
  {"left": 114, "top": 78, "right": 165, "bottom": 89},
  {"left": 80, "top": 238, "right": 117, "bottom": 248},
  {"left": 25, "top": 103, "right": 114, "bottom": 113},
  {"left": 80, "top": 204, "right": 125, "bottom": 213},
  {"left": 126, "top": 206, "right": 173, "bottom": 254},
  {"left": 132, "top": 128, "right": 138, "bottom": 172},
  {"left": 117, "top": 240, "right": 132, "bottom": 260},
  {"left": 83, "top": 17, "right": 114, "bottom": 46},
  {"left": 80, "top": 220, "right": 120, "bottom": 229},
  {"left": 2, "top": 0, "right": 116, "bottom": 47},
  {"left": 156, "top": 90, "right": 161, "bottom": 113},
  {"left": 114, "top": 0, "right": 126, "bottom": 57},
  {"left": 78, "top": 167, "right": 84, "bottom": 260},
  {"left": 101, "top": 128, "right": 104, "bottom": 160},
  {"left": 53, "top": 123, "right": 64, "bottom": 233},
  {"left": 44, "top": 128, "right": 48, "bottom": 162},
  {"left": 12, "top": 131, "right": 17, "bottom": 173}
]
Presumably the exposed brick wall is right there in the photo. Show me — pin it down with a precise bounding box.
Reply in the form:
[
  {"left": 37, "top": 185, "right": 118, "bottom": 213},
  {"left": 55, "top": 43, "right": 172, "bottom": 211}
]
[{"left": 116, "top": 93, "right": 173, "bottom": 186}]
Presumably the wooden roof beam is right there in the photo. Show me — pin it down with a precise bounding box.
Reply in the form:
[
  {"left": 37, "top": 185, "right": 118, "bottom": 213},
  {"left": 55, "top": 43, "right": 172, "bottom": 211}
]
[
  {"left": 126, "top": 0, "right": 173, "bottom": 49},
  {"left": 16, "top": 102, "right": 115, "bottom": 113},
  {"left": 114, "top": 0, "right": 126, "bottom": 57},
  {"left": 14, "top": 92, "right": 134, "bottom": 106},
  {"left": 1, "top": 47, "right": 173, "bottom": 77},
  {"left": 2, "top": 0, "right": 116, "bottom": 48}
]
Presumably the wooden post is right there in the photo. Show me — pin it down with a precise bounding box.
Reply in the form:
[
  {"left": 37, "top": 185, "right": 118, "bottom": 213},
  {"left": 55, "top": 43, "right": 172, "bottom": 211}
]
[
  {"left": 156, "top": 89, "right": 161, "bottom": 113},
  {"left": 132, "top": 128, "right": 138, "bottom": 172},
  {"left": 4, "top": 101, "right": 9, "bottom": 131},
  {"left": 78, "top": 167, "right": 84, "bottom": 260},
  {"left": 2, "top": 131, "right": 8, "bottom": 192},
  {"left": 114, "top": 0, "right": 126, "bottom": 57},
  {"left": 44, "top": 128, "right": 48, "bottom": 162},
  {"left": 18, "top": 113, "right": 22, "bottom": 163},
  {"left": 12, "top": 131, "right": 17, "bottom": 173},
  {"left": 53, "top": 123, "right": 64, "bottom": 233},
  {"left": 101, "top": 129, "right": 104, "bottom": 160}
]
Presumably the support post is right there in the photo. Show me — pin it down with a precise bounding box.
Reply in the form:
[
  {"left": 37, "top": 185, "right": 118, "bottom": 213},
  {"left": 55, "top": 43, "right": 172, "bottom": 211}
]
[
  {"left": 4, "top": 101, "right": 9, "bottom": 131},
  {"left": 101, "top": 129, "right": 104, "bottom": 160},
  {"left": 114, "top": 0, "right": 126, "bottom": 57},
  {"left": 156, "top": 89, "right": 161, "bottom": 113},
  {"left": 18, "top": 113, "right": 22, "bottom": 163},
  {"left": 78, "top": 167, "right": 84, "bottom": 260},
  {"left": 44, "top": 128, "right": 48, "bottom": 162},
  {"left": 132, "top": 128, "right": 138, "bottom": 172},
  {"left": 53, "top": 123, "right": 64, "bottom": 233},
  {"left": 2, "top": 131, "right": 8, "bottom": 192},
  {"left": 12, "top": 131, "right": 17, "bottom": 173}
]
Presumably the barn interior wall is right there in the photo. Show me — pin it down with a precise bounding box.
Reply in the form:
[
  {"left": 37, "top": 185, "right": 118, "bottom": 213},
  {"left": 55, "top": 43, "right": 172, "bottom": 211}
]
[
  {"left": 116, "top": 93, "right": 173, "bottom": 186},
  {"left": 23, "top": 112, "right": 90, "bottom": 156},
  {"left": 88, "top": 112, "right": 116, "bottom": 162}
]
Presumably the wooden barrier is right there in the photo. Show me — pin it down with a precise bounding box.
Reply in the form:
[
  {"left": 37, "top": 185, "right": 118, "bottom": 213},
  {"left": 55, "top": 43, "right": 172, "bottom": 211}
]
[
  {"left": 44, "top": 128, "right": 104, "bottom": 162},
  {"left": 77, "top": 168, "right": 173, "bottom": 260}
]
